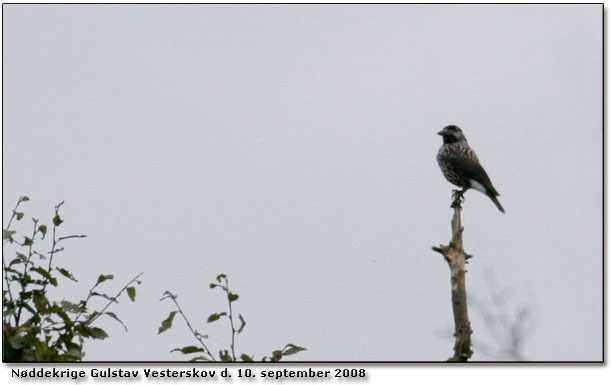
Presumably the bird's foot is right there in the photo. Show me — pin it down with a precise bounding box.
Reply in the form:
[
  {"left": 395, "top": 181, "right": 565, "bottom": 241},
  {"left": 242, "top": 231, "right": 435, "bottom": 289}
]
[
  {"left": 452, "top": 189, "right": 465, "bottom": 200},
  {"left": 451, "top": 189, "right": 465, "bottom": 209}
]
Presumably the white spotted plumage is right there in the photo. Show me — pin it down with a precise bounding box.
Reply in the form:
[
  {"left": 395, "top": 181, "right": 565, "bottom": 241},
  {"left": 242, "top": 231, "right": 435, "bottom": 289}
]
[{"left": 436, "top": 125, "right": 505, "bottom": 213}]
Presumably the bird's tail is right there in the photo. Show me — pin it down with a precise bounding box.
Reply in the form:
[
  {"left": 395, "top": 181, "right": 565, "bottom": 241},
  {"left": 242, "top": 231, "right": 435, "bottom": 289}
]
[{"left": 487, "top": 192, "right": 505, "bottom": 214}]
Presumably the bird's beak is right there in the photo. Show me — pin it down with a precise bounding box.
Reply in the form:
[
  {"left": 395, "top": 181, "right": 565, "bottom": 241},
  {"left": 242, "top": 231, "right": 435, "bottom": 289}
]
[{"left": 437, "top": 130, "right": 446, "bottom": 136}]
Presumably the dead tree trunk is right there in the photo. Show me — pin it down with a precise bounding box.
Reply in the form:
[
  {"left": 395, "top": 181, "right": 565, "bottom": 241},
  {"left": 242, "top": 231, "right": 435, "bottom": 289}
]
[{"left": 432, "top": 195, "right": 473, "bottom": 362}]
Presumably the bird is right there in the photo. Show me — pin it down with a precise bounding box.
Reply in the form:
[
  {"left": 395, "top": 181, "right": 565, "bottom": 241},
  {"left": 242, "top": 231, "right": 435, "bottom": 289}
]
[{"left": 436, "top": 125, "right": 505, "bottom": 213}]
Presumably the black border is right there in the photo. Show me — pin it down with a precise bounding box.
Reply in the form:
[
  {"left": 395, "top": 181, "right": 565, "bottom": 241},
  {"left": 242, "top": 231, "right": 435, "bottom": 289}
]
[{"left": 1, "top": 2, "right": 605, "bottom": 365}]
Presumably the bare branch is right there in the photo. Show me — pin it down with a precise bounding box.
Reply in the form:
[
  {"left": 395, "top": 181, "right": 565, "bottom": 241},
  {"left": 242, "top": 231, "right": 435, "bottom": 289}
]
[{"left": 432, "top": 195, "right": 473, "bottom": 362}]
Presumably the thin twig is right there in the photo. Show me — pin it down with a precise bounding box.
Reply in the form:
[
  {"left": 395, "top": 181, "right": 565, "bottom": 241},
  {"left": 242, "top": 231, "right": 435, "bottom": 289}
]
[
  {"left": 15, "top": 219, "right": 39, "bottom": 326},
  {"left": 170, "top": 294, "right": 216, "bottom": 361},
  {"left": 224, "top": 277, "right": 237, "bottom": 362},
  {"left": 1, "top": 197, "right": 26, "bottom": 305},
  {"left": 41, "top": 202, "right": 87, "bottom": 294},
  {"left": 82, "top": 273, "right": 143, "bottom": 327},
  {"left": 57, "top": 235, "right": 87, "bottom": 242},
  {"left": 46, "top": 201, "right": 64, "bottom": 278},
  {"left": 73, "top": 277, "right": 106, "bottom": 324},
  {"left": 3, "top": 196, "right": 27, "bottom": 243}
]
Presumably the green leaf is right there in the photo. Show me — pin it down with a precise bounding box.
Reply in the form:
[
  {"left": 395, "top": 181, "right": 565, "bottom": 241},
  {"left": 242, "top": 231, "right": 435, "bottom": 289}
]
[
  {"left": 30, "top": 267, "right": 56, "bottom": 285},
  {"left": 209, "top": 283, "right": 217, "bottom": 289},
  {"left": 160, "top": 290, "right": 176, "bottom": 301},
  {"left": 19, "top": 290, "right": 33, "bottom": 301},
  {"left": 89, "top": 327, "right": 109, "bottom": 340},
  {"left": 91, "top": 291, "right": 117, "bottom": 302},
  {"left": 8, "top": 335, "right": 28, "bottom": 349},
  {"left": 84, "top": 311, "right": 101, "bottom": 323},
  {"left": 53, "top": 214, "right": 63, "bottom": 226},
  {"left": 4, "top": 267, "right": 20, "bottom": 275},
  {"left": 60, "top": 300, "right": 82, "bottom": 313},
  {"left": 38, "top": 225, "right": 47, "bottom": 238},
  {"left": 3, "top": 230, "right": 16, "bottom": 243},
  {"left": 9, "top": 253, "right": 27, "bottom": 266},
  {"left": 282, "top": 343, "right": 307, "bottom": 356},
  {"left": 195, "top": 330, "right": 208, "bottom": 339},
  {"left": 219, "top": 350, "right": 232, "bottom": 362},
  {"left": 97, "top": 274, "right": 114, "bottom": 284},
  {"left": 237, "top": 314, "right": 246, "bottom": 333},
  {"left": 15, "top": 212, "right": 24, "bottom": 220},
  {"left": 171, "top": 346, "right": 205, "bottom": 354},
  {"left": 105, "top": 312, "right": 128, "bottom": 331},
  {"left": 77, "top": 325, "right": 108, "bottom": 339},
  {"left": 216, "top": 273, "right": 227, "bottom": 282},
  {"left": 33, "top": 251, "right": 46, "bottom": 260},
  {"left": 228, "top": 292, "right": 239, "bottom": 302},
  {"left": 66, "top": 348, "right": 85, "bottom": 360},
  {"left": 271, "top": 350, "right": 283, "bottom": 362},
  {"left": 158, "top": 311, "right": 177, "bottom": 334},
  {"left": 207, "top": 312, "right": 227, "bottom": 323},
  {"left": 127, "top": 286, "right": 136, "bottom": 302},
  {"left": 8, "top": 258, "right": 22, "bottom": 267},
  {"left": 23, "top": 237, "right": 33, "bottom": 246},
  {"left": 240, "top": 354, "right": 253, "bottom": 362},
  {"left": 57, "top": 267, "right": 78, "bottom": 282},
  {"left": 4, "top": 307, "right": 16, "bottom": 317}
]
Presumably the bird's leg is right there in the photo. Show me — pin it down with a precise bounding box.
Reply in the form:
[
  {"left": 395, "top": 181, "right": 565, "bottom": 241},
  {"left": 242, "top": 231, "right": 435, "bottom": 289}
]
[{"left": 451, "top": 188, "right": 467, "bottom": 209}]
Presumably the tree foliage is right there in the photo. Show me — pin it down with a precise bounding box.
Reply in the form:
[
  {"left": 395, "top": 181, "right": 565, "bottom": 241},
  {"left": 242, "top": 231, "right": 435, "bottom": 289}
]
[
  {"left": 2, "top": 197, "right": 141, "bottom": 361},
  {"left": 158, "top": 274, "right": 306, "bottom": 362}
]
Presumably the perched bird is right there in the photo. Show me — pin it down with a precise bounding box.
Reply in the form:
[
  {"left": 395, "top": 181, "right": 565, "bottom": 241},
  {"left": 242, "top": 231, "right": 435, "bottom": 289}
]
[{"left": 436, "top": 125, "right": 505, "bottom": 213}]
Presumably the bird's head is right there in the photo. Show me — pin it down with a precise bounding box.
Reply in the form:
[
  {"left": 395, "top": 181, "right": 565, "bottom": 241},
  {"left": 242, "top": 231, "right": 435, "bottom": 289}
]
[{"left": 437, "top": 125, "right": 467, "bottom": 144}]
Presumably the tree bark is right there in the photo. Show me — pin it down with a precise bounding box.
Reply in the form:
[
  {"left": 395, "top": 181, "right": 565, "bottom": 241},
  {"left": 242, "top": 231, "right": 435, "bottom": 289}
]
[{"left": 432, "top": 198, "right": 473, "bottom": 362}]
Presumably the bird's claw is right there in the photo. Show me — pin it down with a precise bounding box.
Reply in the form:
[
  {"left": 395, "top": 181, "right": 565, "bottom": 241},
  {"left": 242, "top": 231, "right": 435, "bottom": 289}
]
[
  {"left": 451, "top": 189, "right": 465, "bottom": 200},
  {"left": 451, "top": 189, "right": 465, "bottom": 209}
]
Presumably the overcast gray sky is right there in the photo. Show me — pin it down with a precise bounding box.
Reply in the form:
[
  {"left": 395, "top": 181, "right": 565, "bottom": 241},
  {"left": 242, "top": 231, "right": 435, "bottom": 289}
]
[{"left": 2, "top": 4, "right": 602, "bottom": 361}]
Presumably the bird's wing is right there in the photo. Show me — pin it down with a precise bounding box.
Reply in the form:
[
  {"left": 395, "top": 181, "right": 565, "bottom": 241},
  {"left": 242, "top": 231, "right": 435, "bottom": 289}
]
[{"left": 442, "top": 156, "right": 499, "bottom": 196}]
